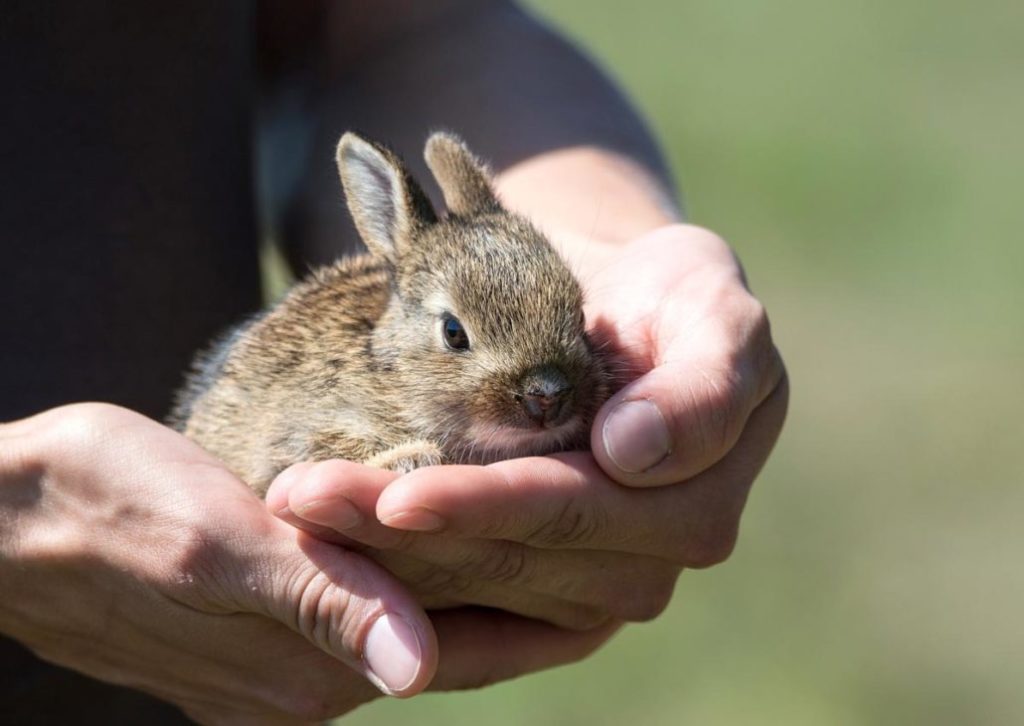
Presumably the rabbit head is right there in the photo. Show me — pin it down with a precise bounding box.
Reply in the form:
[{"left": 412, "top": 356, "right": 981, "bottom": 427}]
[{"left": 336, "top": 131, "right": 608, "bottom": 462}]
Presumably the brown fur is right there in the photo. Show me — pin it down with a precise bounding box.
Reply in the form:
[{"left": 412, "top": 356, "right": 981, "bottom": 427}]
[{"left": 171, "top": 132, "right": 608, "bottom": 495}]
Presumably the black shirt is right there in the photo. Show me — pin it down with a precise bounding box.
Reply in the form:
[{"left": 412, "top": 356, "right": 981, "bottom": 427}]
[{"left": 2, "top": 3, "right": 261, "bottom": 721}]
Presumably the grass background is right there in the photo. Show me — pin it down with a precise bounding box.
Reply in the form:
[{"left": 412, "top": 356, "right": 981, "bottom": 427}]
[{"left": 341, "top": 1, "right": 1024, "bottom": 723}]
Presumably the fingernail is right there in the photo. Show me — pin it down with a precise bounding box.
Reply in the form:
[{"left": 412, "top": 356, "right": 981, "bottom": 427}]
[
  {"left": 602, "top": 399, "right": 672, "bottom": 473},
  {"left": 363, "top": 613, "right": 424, "bottom": 695},
  {"left": 379, "top": 507, "right": 445, "bottom": 533},
  {"left": 295, "top": 497, "right": 363, "bottom": 531}
]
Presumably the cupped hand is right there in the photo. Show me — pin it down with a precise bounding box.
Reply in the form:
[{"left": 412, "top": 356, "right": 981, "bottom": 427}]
[
  {"left": 0, "top": 404, "right": 613, "bottom": 725},
  {"left": 583, "top": 224, "right": 788, "bottom": 492},
  {"left": 268, "top": 458, "right": 676, "bottom": 630},
  {"left": 271, "top": 224, "right": 786, "bottom": 631}
]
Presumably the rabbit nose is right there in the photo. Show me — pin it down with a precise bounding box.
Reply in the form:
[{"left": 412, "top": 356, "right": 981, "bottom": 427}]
[
  {"left": 518, "top": 368, "right": 572, "bottom": 426},
  {"left": 522, "top": 391, "right": 565, "bottom": 425}
]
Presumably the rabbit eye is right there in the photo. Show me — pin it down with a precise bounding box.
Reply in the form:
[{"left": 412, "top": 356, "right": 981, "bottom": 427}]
[{"left": 442, "top": 315, "right": 470, "bottom": 351}]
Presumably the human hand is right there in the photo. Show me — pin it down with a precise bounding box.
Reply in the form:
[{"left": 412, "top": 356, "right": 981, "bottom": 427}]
[
  {"left": 370, "top": 224, "right": 787, "bottom": 568},
  {"left": 0, "top": 404, "right": 613, "bottom": 724},
  {"left": 583, "top": 223, "right": 788, "bottom": 493},
  {"left": 268, "top": 458, "right": 675, "bottom": 630},
  {"left": 270, "top": 224, "right": 786, "bottom": 629}
]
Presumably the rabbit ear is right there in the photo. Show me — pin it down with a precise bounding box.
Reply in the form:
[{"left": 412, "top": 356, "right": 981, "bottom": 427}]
[
  {"left": 424, "top": 132, "right": 501, "bottom": 216},
  {"left": 336, "top": 133, "right": 437, "bottom": 262}
]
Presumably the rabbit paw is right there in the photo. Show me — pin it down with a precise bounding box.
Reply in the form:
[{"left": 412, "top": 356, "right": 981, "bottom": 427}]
[{"left": 365, "top": 440, "right": 444, "bottom": 473}]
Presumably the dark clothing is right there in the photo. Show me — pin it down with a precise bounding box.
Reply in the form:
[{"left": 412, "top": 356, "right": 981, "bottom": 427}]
[{"left": 1, "top": 2, "right": 260, "bottom": 721}]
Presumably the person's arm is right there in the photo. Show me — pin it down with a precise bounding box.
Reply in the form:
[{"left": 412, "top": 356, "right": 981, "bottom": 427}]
[
  {"left": 271, "top": 1, "right": 787, "bottom": 630},
  {"left": 267, "top": 0, "right": 676, "bottom": 262},
  {"left": 0, "top": 404, "right": 615, "bottom": 723}
]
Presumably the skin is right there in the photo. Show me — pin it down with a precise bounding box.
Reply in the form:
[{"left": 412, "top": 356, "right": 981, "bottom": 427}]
[
  {"left": 273, "top": 155, "right": 789, "bottom": 632},
  {"left": 0, "top": 404, "right": 616, "bottom": 724},
  {"left": 1, "top": 2, "right": 787, "bottom": 723}
]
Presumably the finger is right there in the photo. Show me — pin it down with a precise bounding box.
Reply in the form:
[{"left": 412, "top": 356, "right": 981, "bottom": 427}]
[
  {"left": 428, "top": 608, "right": 623, "bottom": 692},
  {"left": 594, "top": 288, "right": 785, "bottom": 487},
  {"left": 212, "top": 522, "right": 439, "bottom": 698},
  {"left": 377, "top": 378, "right": 788, "bottom": 566},
  {"left": 273, "top": 461, "right": 679, "bottom": 624},
  {"left": 386, "top": 545, "right": 677, "bottom": 624},
  {"left": 269, "top": 463, "right": 626, "bottom": 628},
  {"left": 266, "top": 460, "right": 397, "bottom": 547},
  {"left": 364, "top": 548, "right": 613, "bottom": 630}
]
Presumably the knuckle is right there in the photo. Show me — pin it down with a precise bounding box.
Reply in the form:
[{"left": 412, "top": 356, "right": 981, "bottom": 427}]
[
  {"left": 556, "top": 605, "right": 614, "bottom": 632},
  {"left": 41, "top": 403, "right": 114, "bottom": 450},
  {"left": 403, "top": 565, "right": 476, "bottom": 600},
  {"left": 35, "top": 403, "right": 155, "bottom": 470},
  {"left": 293, "top": 570, "right": 336, "bottom": 642},
  {"left": 689, "top": 369, "right": 746, "bottom": 457},
  {"left": 746, "top": 299, "right": 784, "bottom": 379},
  {"left": 681, "top": 293, "right": 781, "bottom": 465},
  {"left": 473, "top": 512, "right": 518, "bottom": 540},
  {"left": 527, "top": 497, "right": 602, "bottom": 548},
  {"left": 745, "top": 295, "right": 770, "bottom": 338},
  {"left": 377, "top": 526, "right": 422, "bottom": 554},
  {"left": 467, "top": 543, "right": 533, "bottom": 585},
  {"left": 610, "top": 571, "right": 680, "bottom": 623},
  {"left": 683, "top": 520, "right": 739, "bottom": 569}
]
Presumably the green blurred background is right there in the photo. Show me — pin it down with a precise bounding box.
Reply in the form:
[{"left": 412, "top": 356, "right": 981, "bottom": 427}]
[{"left": 343, "top": 1, "right": 1024, "bottom": 723}]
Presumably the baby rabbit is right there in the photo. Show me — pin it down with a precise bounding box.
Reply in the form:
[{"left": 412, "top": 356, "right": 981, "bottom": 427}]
[{"left": 172, "top": 132, "right": 608, "bottom": 495}]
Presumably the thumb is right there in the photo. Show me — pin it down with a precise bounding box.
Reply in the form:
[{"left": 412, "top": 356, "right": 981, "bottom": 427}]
[
  {"left": 224, "top": 524, "right": 438, "bottom": 697},
  {"left": 591, "top": 351, "right": 777, "bottom": 487}
]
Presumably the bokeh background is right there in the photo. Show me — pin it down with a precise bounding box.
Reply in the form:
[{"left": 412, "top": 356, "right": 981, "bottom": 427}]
[{"left": 343, "top": 1, "right": 1024, "bottom": 723}]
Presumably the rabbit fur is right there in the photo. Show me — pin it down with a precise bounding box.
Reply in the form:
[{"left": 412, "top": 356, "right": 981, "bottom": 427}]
[{"left": 171, "top": 132, "right": 609, "bottom": 495}]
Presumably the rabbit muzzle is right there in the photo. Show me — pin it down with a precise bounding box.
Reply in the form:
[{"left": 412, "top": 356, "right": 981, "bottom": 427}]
[{"left": 515, "top": 365, "right": 573, "bottom": 428}]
